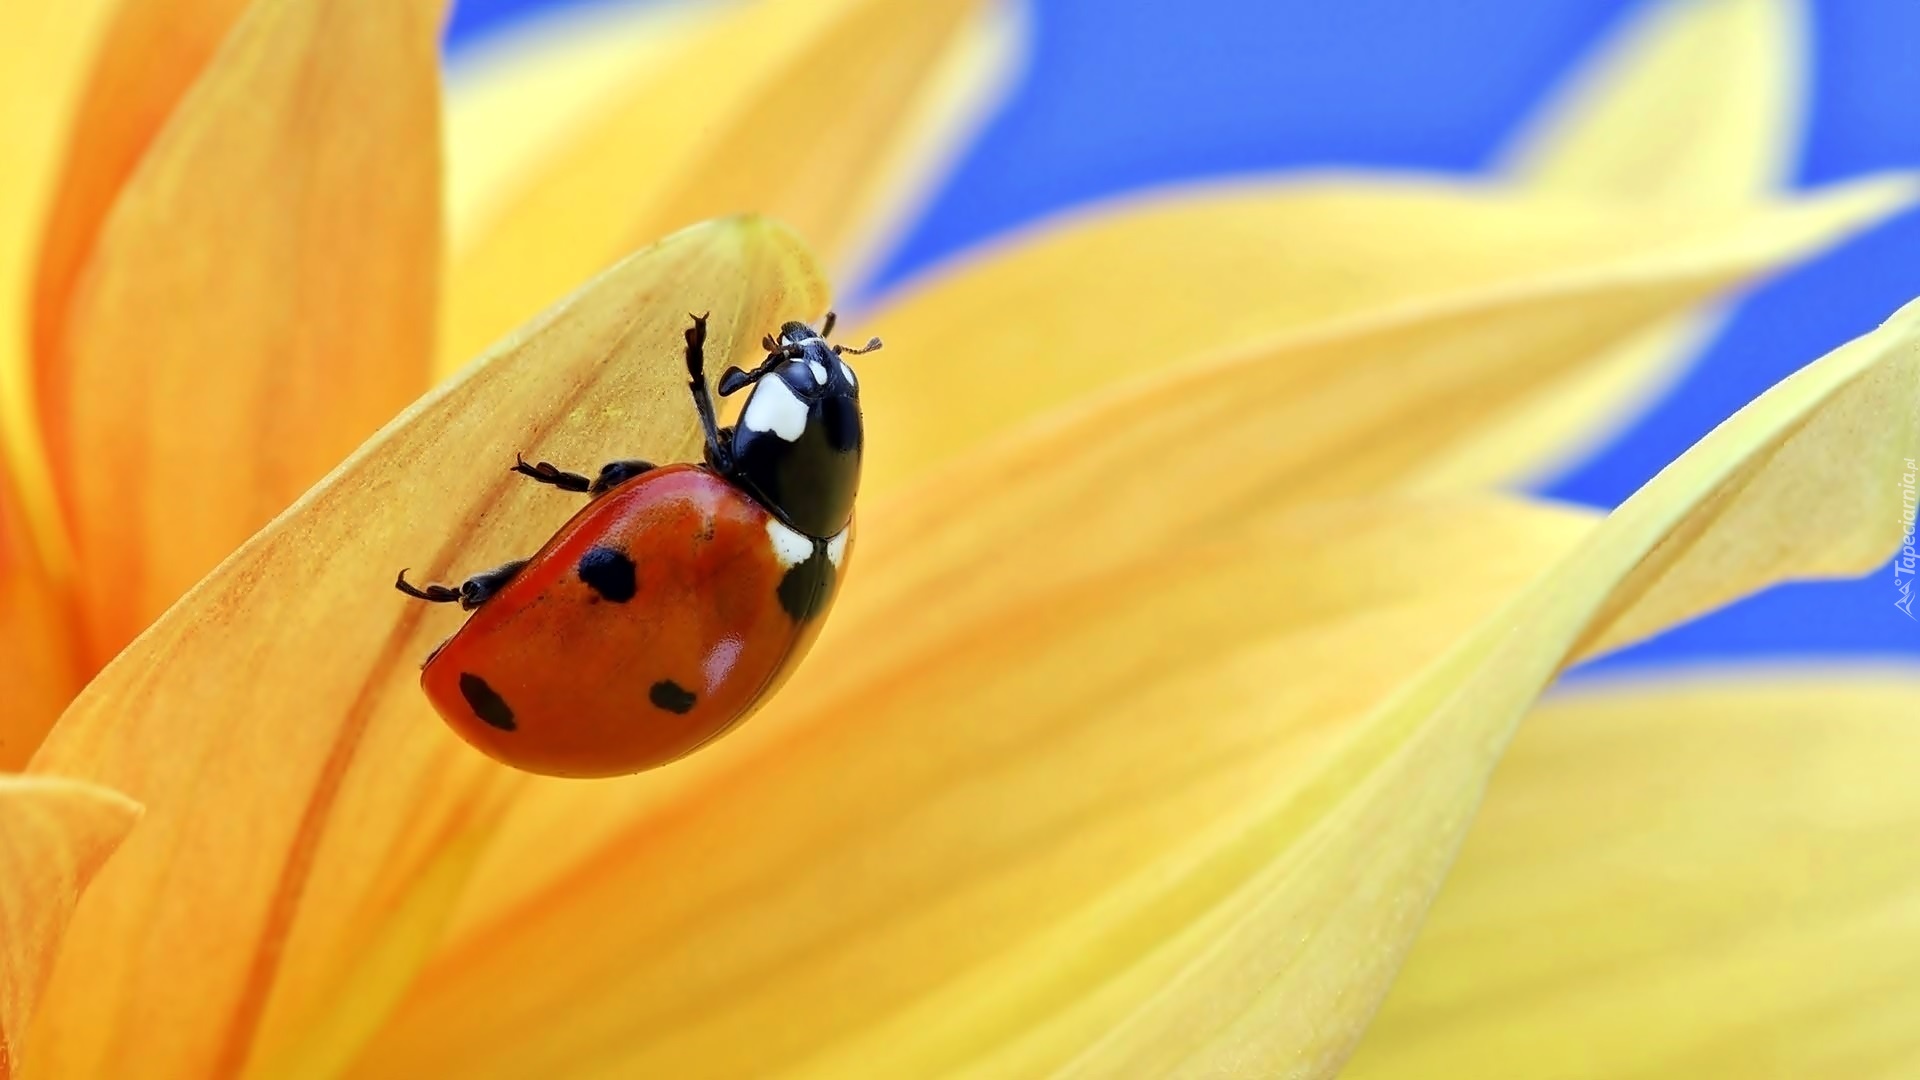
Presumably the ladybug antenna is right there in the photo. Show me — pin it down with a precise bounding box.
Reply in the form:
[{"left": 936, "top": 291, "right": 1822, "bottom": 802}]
[
  {"left": 820, "top": 310, "right": 837, "bottom": 339},
  {"left": 834, "top": 336, "right": 882, "bottom": 357}
]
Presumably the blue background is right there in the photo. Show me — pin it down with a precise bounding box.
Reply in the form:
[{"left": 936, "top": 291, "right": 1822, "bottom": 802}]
[{"left": 446, "top": 0, "right": 1920, "bottom": 673}]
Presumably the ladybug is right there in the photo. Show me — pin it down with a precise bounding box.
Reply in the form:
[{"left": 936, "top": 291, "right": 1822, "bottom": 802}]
[{"left": 396, "top": 312, "right": 878, "bottom": 777}]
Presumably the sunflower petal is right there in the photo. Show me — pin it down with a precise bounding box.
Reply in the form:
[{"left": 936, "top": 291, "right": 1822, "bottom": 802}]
[
  {"left": 0, "top": 4, "right": 122, "bottom": 764},
  {"left": 0, "top": 487, "right": 76, "bottom": 769},
  {"left": 24, "top": 217, "right": 827, "bottom": 1079},
  {"left": 1421, "top": 0, "right": 1810, "bottom": 489},
  {"left": 444, "top": 0, "right": 725, "bottom": 249},
  {"left": 0, "top": 775, "right": 138, "bottom": 1076},
  {"left": 29, "top": 0, "right": 255, "bottom": 408},
  {"left": 1503, "top": 0, "right": 1805, "bottom": 198},
  {"left": 441, "top": 0, "right": 1000, "bottom": 369},
  {"left": 1345, "top": 670, "right": 1920, "bottom": 1078},
  {"left": 350, "top": 494, "right": 1600, "bottom": 1076},
  {"left": 45, "top": 0, "right": 446, "bottom": 667},
  {"left": 940, "top": 300, "right": 1919, "bottom": 1076},
  {"left": 856, "top": 175, "right": 1914, "bottom": 495}
]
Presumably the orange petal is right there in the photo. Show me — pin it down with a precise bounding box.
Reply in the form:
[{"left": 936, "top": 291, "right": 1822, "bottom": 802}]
[
  {"left": 0, "top": 775, "right": 139, "bottom": 1077},
  {"left": 441, "top": 0, "right": 1003, "bottom": 369},
  {"left": 0, "top": 482, "right": 77, "bottom": 770},
  {"left": 0, "top": 4, "right": 123, "bottom": 764},
  {"left": 350, "top": 495, "right": 1599, "bottom": 1077},
  {"left": 47, "top": 0, "right": 446, "bottom": 666},
  {"left": 29, "top": 0, "right": 255, "bottom": 422},
  {"left": 856, "top": 176, "right": 1914, "bottom": 496},
  {"left": 25, "top": 217, "right": 827, "bottom": 1078}
]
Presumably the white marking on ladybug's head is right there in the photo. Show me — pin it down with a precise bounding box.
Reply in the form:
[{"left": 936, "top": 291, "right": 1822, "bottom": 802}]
[
  {"left": 809, "top": 360, "right": 829, "bottom": 385},
  {"left": 839, "top": 361, "right": 857, "bottom": 388},
  {"left": 742, "top": 372, "right": 808, "bottom": 441},
  {"left": 765, "top": 517, "right": 812, "bottom": 568},
  {"left": 826, "top": 526, "right": 849, "bottom": 569}
]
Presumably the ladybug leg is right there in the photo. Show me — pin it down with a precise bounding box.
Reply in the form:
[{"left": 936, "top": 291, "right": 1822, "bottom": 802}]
[
  {"left": 684, "top": 312, "right": 732, "bottom": 471},
  {"left": 512, "top": 453, "right": 591, "bottom": 493},
  {"left": 513, "top": 453, "right": 654, "bottom": 496},
  {"left": 589, "top": 459, "right": 655, "bottom": 495},
  {"left": 718, "top": 342, "right": 808, "bottom": 397},
  {"left": 395, "top": 559, "right": 529, "bottom": 610}
]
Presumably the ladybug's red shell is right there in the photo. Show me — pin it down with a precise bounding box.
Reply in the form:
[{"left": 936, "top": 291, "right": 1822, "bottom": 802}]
[{"left": 421, "top": 464, "right": 848, "bottom": 777}]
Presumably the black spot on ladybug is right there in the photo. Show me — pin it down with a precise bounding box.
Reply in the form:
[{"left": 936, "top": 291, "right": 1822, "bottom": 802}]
[
  {"left": 578, "top": 545, "right": 637, "bottom": 603},
  {"left": 649, "top": 679, "right": 697, "bottom": 714},
  {"left": 459, "top": 673, "right": 516, "bottom": 731},
  {"left": 776, "top": 542, "right": 836, "bottom": 623}
]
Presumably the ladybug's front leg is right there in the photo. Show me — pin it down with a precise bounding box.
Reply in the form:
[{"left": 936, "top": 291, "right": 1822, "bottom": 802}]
[
  {"left": 395, "top": 559, "right": 529, "bottom": 610},
  {"left": 513, "top": 454, "right": 654, "bottom": 497}
]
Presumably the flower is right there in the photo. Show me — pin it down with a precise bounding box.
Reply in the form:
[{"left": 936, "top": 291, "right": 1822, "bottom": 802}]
[{"left": 2, "top": 0, "right": 1916, "bottom": 1076}]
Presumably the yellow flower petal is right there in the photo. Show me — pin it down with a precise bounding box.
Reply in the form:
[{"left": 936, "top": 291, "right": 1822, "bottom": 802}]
[
  {"left": 0, "top": 775, "right": 138, "bottom": 1075},
  {"left": 29, "top": 0, "right": 255, "bottom": 404},
  {"left": 1421, "top": 0, "right": 1810, "bottom": 489},
  {"left": 973, "top": 299, "right": 1918, "bottom": 1076},
  {"left": 444, "top": 0, "right": 724, "bottom": 248},
  {"left": 1345, "top": 670, "right": 1920, "bottom": 1078},
  {"left": 25, "top": 217, "right": 828, "bottom": 1079},
  {"left": 1504, "top": 0, "right": 1804, "bottom": 198},
  {"left": 45, "top": 0, "right": 446, "bottom": 667},
  {"left": 350, "top": 494, "right": 1600, "bottom": 1077},
  {"left": 441, "top": 0, "right": 1006, "bottom": 370},
  {"left": 857, "top": 176, "right": 1913, "bottom": 497}
]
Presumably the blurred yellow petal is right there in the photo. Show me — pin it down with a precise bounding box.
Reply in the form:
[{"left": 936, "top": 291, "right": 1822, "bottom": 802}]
[
  {"left": 46, "top": 0, "right": 446, "bottom": 666},
  {"left": 24, "top": 218, "right": 827, "bottom": 1079},
  {"left": 443, "top": 0, "right": 724, "bottom": 247},
  {"left": 352, "top": 495, "right": 1601, "bottom": 1076},
  {"left": 0, "top": 775, "right": 138, "bottom": 1076},
  {"left": 442, "top": 0, "right": 1010, "bottom": 369},
  {"left": 1505, "top": 0, "right": 1804, "bottom": 198},
  {"left": 1423, "top": 0, "right": 1811, "bottom": 489},
  {"left": 858, "top": 175, "right": 1913, "bottom": 496},
  {"left": 829, "top": 0, "right": 1027, "bottom": 292},
  {"left": 29, "top": 0, "right": 255, "bottom": 404},
  {"left": 1346, "top": 670, "right": 1920, "bottom": 1078}
]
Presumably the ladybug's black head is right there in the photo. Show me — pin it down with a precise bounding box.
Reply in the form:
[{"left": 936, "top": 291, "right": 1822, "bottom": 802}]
[{"left": 718, "top": 315, "right": 879, "bottom": 539}]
